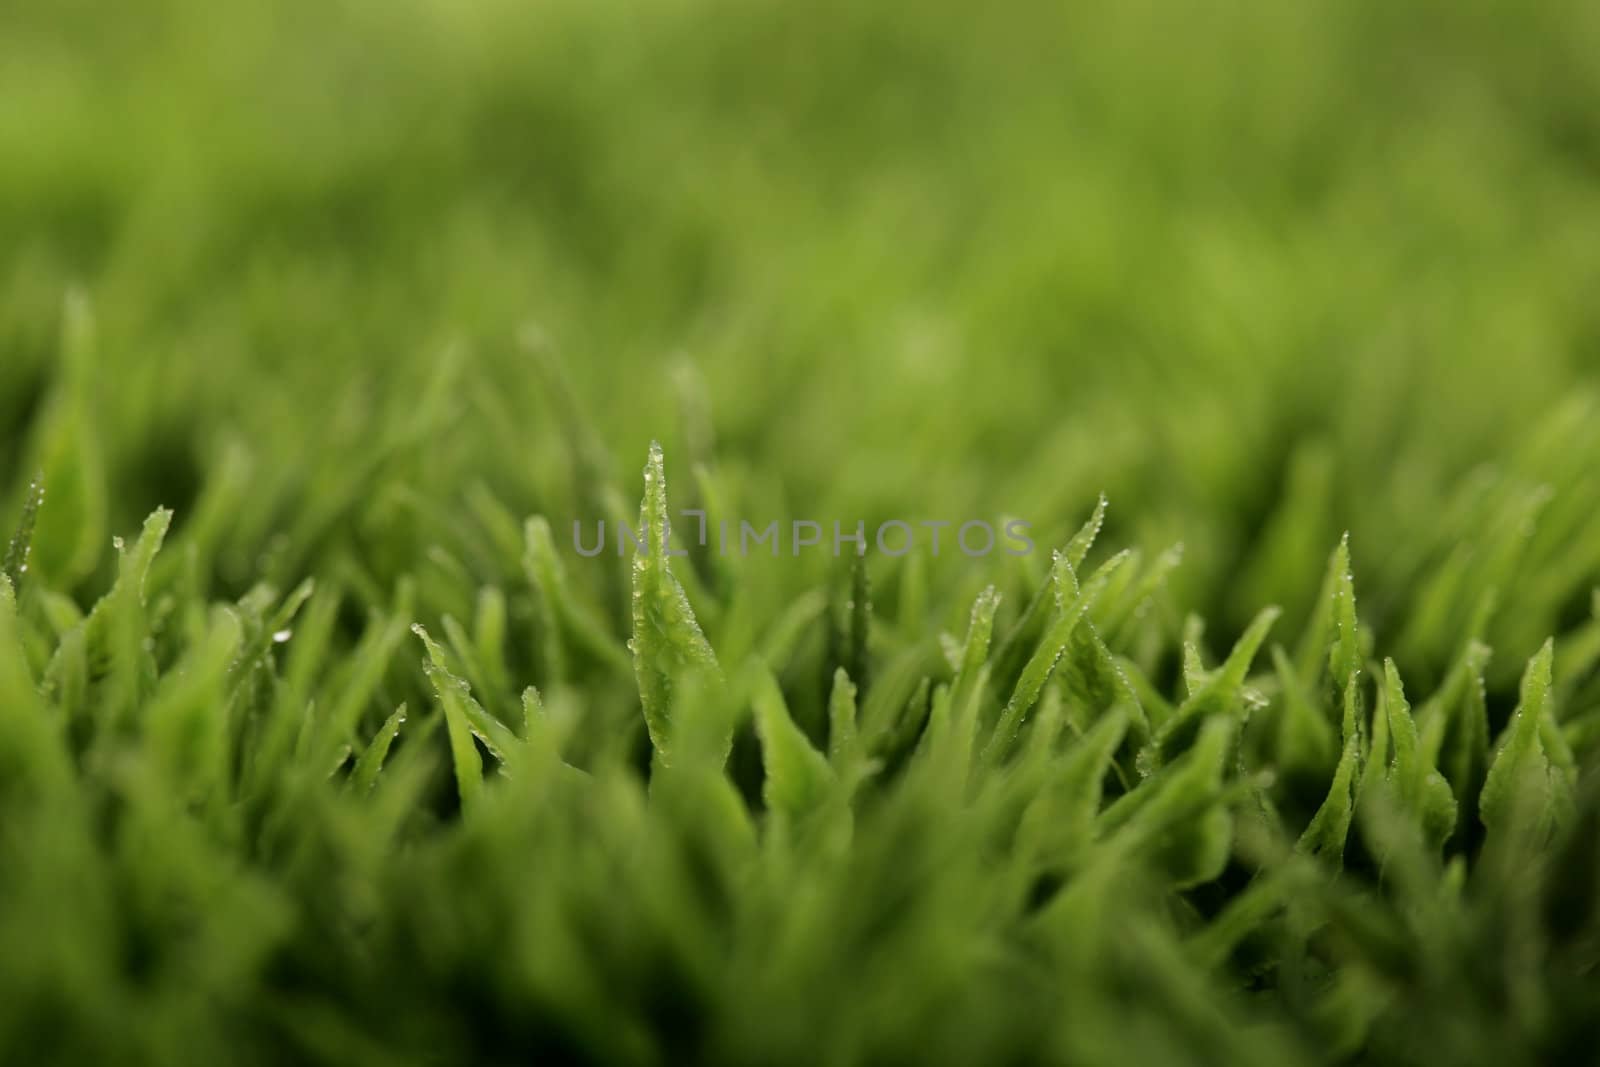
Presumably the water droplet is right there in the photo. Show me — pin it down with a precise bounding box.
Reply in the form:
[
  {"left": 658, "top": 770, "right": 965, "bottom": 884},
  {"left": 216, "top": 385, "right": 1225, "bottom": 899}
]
[{"left": 272, "top": 629, "right": 293, "bottom": 644}]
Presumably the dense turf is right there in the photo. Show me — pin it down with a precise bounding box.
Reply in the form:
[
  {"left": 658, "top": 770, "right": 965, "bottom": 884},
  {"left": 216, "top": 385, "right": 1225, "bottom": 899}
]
[{"left": 4, "top": 0, "right": 1600, "bottom": 1064}]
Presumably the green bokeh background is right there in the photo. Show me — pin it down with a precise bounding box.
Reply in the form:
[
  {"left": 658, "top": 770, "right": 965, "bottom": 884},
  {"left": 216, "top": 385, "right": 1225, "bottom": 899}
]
[{"left": 6, "top": 0, "right": 1599, "bottom": 667}]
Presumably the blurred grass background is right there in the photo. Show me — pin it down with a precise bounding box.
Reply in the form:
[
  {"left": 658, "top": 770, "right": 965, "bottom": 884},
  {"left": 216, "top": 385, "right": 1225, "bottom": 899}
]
[{"left": 4, "top": 0, "right": 1600, "bottom": 695}]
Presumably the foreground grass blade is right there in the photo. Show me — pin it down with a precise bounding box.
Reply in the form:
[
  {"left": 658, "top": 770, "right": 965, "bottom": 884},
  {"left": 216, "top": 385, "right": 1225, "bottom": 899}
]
[
  {"left": 1480, "top": 639, "right": 1574, "bottom": 838},
  {"left": 630, "top": 442, "right": 721, "bottom": 766},
  {"left": 988, "top": 550, "right": 1129, "bottom": 762},
  {"left": 2, "top": 474, "right": 43, "bottom": 590}
]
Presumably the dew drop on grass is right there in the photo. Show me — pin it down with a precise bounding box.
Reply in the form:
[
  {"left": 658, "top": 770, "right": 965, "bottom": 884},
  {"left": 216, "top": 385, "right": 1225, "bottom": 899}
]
[{"left": 272, "top": 629, "right": 293, "bottom": 644}]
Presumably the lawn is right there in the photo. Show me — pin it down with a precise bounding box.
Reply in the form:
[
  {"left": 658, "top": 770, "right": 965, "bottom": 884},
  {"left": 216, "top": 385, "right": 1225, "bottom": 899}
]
[{"left": 2, "top": 0, "right": 1599, "bottom": 1063}]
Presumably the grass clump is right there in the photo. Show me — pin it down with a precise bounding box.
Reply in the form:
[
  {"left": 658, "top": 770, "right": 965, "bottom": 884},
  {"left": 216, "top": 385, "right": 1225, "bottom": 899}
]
[
  {"left": 4, "top": 0, "right": 1600, "bottom": 1064},
  {"left": 3, "top": 439, "right": 1599, "bottom": 1065}
]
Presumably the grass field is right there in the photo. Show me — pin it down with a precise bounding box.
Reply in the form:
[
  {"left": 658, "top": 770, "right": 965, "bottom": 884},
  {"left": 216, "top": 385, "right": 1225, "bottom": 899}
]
[{"left": 3, "top": 0, "right": 1600, "bottom": 1063}]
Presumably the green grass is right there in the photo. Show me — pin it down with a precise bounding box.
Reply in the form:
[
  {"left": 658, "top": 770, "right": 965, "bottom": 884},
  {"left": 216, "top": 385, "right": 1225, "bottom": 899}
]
[{"left": 3, "top": 0, "right": 1600, "bottom": 1063}]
